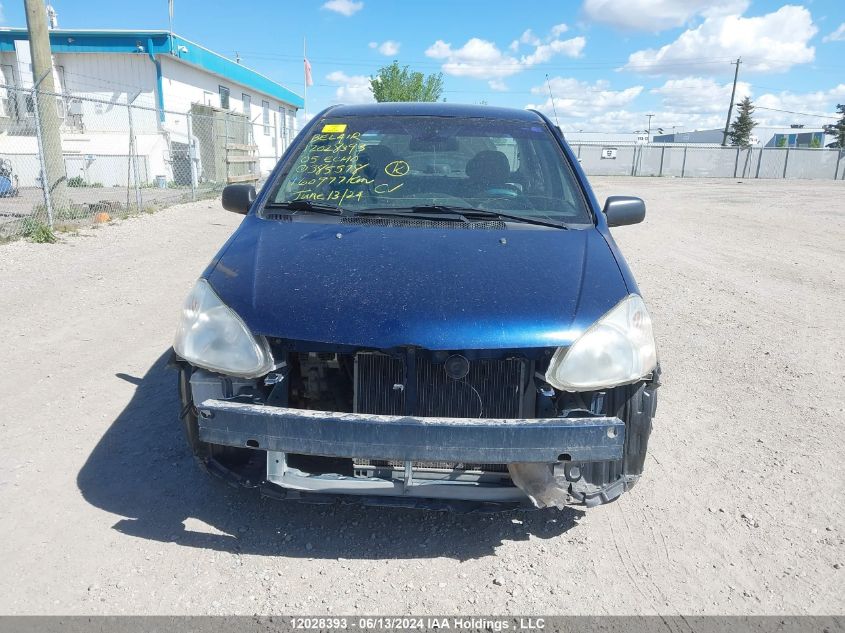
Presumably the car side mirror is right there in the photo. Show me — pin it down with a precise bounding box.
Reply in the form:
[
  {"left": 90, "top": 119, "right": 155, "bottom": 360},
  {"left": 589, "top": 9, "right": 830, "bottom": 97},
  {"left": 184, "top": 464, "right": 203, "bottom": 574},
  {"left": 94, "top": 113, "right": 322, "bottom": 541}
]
[
  {"left": 603, "top": 196, "right": 645, "bottom": 227},
  {"left": 221, "top": 184, "right": 256, "bottom": 215}
]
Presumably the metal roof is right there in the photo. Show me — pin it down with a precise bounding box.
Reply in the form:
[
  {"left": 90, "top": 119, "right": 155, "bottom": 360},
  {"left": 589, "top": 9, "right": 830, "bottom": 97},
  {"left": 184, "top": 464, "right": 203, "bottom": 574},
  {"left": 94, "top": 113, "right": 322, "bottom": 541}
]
[{"left": 0, "top": 28, "right": 303, "bottom": 108}]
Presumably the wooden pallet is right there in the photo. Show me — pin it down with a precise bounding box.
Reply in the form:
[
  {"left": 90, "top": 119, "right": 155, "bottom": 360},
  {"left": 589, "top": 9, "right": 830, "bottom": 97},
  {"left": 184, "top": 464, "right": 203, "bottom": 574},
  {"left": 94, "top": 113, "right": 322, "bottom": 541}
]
[{"left": 225, "top": 143, "right": 259, "bottom": 183}]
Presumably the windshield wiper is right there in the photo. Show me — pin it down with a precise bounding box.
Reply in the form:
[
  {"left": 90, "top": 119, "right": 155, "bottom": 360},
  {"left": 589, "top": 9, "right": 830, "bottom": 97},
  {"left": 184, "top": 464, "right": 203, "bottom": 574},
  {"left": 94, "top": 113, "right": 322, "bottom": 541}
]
[
  {"left": 351, "top": 208, "right": 467, "bottom": 222},
  {"left": 264, "top": 200, "right": 344, "bottom": 216},
  {"left": 406, "top": 205, "right": 569, "bottom": 229}
]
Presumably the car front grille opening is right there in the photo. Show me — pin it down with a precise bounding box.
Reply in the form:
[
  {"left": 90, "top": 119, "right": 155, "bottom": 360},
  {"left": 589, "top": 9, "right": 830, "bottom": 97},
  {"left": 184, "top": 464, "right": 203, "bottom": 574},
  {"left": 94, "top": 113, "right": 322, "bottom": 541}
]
[
  {"left": 284, "top": 454, "right": 513, "bottom": 485},
  {"left": 354, "top": 352, "right": 527, "bottom": 419},
  {"left": 286, "top": 453, "right": 354, "bottom": 476},
  {"left": 353, "top": 459, "right": 515, "bottom": 486},
  {"left": 353, "top": 459, "right": 510, "bottom": 473}
]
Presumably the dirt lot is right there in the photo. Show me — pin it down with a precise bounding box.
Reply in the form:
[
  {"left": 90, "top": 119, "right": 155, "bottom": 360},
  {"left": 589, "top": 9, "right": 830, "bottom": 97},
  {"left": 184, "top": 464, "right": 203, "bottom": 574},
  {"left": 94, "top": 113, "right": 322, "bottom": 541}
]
[
  {"left": 0, "top": 176, "right": 843, "bottom": 615},
  {"left": 0, "top": 186, "right": 206, "bottom": 239}
]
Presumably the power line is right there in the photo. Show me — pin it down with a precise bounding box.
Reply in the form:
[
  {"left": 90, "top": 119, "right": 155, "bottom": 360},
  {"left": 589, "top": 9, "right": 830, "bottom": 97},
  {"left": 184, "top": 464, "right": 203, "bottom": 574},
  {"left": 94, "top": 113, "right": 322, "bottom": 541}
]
[
  {"left": 232, "top": 51, "right": 745, "bottom": 71},
  {"left": 754, "top": 106, "right": 839, "bottom": 120},
  {"left": 233, "top": 48, "right": 845, "bottom": 73}
]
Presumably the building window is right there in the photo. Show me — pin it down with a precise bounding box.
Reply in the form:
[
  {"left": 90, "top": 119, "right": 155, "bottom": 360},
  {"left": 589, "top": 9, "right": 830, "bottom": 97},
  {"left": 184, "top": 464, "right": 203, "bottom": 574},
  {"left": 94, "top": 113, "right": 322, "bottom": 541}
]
[
  {"left": 0, "top": 64, "right": 14, "bottom": 119},
  {"left": 242, "top": 93, "right": 251, "bottom": 119},
  {"left": 55, "top": 65, "right": 68, "bottom": 119},
  {"left": 219, "top": 85, "right": 230, "bottom": 110},
  {"left": 262, "top": 100, "right": 270, "bottom": 135}
]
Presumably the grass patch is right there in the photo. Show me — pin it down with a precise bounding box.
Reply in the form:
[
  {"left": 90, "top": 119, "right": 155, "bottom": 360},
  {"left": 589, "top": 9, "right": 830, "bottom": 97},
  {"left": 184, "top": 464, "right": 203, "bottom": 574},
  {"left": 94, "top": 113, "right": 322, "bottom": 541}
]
[
  {"left": 54, "top": 206, "right": 93, "bottom": 221},
  {"left": 20, "top": 218, "right": 57, "bottom": 243},
  {"left": 67, "top": 176, "right": 103, "bottom": 188}
]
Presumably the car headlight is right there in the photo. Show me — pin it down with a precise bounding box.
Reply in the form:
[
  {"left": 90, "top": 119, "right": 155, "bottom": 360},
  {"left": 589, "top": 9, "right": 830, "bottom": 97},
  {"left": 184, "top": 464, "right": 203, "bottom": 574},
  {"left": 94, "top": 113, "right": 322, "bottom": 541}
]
[
  {"left": 545, "top": 294, "right": 657, "bottom": 392},
  {"left": 173, "top": 279, "right": 275, "bottom": 378}
]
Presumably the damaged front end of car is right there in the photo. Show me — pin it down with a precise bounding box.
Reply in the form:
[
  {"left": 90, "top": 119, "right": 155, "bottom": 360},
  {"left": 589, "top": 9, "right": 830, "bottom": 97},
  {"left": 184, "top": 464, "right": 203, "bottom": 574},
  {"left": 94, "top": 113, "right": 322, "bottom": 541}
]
[
  {"left": 173, "top": 301, "right": 660, "bottom": 511},
  {"left": 169, "top": 103, "right": 662, "bottom": 511}
]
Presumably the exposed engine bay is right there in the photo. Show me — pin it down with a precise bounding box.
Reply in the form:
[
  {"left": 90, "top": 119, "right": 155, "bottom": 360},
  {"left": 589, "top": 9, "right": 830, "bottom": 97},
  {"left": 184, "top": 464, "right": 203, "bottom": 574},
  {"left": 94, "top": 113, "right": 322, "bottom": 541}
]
[{"left": 180, "top": 347, "right": 659, "bottom": 511}]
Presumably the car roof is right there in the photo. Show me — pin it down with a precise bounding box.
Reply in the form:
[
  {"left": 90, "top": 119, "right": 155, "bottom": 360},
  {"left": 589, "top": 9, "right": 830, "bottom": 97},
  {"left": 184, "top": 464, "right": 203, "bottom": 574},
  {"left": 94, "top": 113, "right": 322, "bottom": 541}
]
[{"left": 324, "top": 102, "right": 545, "bottom": 122}]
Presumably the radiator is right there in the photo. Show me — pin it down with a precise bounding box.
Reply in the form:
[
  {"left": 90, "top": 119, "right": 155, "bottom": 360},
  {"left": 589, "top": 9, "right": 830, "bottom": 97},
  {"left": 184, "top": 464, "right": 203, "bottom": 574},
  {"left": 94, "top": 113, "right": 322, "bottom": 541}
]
[{"left": 353, "top": 352, "right": 527, "bottom": 419}]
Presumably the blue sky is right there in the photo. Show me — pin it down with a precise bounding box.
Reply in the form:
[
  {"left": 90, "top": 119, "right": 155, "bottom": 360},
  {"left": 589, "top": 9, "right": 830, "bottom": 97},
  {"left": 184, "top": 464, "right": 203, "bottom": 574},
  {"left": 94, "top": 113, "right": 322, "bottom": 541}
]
[{"left": 2, "top": 0, "right": 844, "bottom": 132}]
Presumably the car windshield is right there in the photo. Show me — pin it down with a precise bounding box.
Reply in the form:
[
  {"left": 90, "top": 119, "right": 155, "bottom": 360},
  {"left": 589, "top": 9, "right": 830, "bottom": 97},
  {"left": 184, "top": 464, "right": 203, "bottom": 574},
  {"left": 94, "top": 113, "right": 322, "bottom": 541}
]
[{"left": 266, "top": 115, "right": 592, "bottom": 225}]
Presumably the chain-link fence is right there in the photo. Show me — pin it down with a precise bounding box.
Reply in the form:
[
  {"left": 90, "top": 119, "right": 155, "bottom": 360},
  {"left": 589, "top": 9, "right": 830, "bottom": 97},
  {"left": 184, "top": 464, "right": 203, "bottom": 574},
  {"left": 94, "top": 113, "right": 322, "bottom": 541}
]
[
  {"left": 571, "top": 142, "right": 845, "bottom": 180},
  {"left": 0, "top": 83, "right": 274, "bottom": 241},
  {"left": 3, "top": 87, "right": 844, "bottom": 242}
]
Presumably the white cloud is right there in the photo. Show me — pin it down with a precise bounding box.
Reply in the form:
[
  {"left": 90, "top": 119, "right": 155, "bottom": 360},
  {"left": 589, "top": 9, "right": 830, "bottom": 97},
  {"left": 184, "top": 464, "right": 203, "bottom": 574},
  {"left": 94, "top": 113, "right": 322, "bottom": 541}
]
[
  {"left": 651, "top": 76, "right": 752, "bottom": 114},
  {"left": 426, "top": 38, "right": 524, "bottom": 79},
  {"left": 326, "top": 70, "right": 374, "bottom": 104},
  {"left": 582, "top": 0, "right": 749, "bottom": 32},
  {"left": 369, "top": 40, "right": 400, "bottom": 56},
  {"left": 321, "top": 0, "right": 363, "bottom": 17},
  {"left": 522, "top": 37, "right": 586, "bottom": 65},
  {"left": 556, "top": 80, "right": 845, "bottom": 133},
  {"left": 518, "top": 29, "right": 541, "bottom": 47},
  {"left": 510, "top": 24, "right": 570, "bottom": 51},
  {"left": 526, "top": 77, "right": 644, "bottom": 120},
  {"left": 623, "top": 6, "right": 817, "bottom": 75},
  {"left": 426, "top": 26, "right": 586, "bottom": 80},
  {"left": 823, "top": 22, "right": 845, "bottom": 43},
  {"left": 754, "top": 84, "right": 845, "bottom": 126},
  {"left": 488, "top": 79, "right": 508, "bottom": 91},
  {"left": 554, "top": 107, "right": 726, "bottom": 134}
]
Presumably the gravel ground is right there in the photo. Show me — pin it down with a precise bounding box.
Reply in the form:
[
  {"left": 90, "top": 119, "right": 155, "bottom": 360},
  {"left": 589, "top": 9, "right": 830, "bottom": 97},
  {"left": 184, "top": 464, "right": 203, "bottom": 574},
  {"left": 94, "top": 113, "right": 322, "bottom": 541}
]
[{"left": 0, "top": 176, "right": 843, "bottom": 615}]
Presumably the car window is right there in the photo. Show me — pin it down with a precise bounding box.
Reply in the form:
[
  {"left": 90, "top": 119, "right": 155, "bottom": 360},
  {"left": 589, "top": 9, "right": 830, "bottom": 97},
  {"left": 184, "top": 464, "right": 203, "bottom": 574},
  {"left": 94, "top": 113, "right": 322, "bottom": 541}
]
[{"left": 268, "top": 115, "right": 590, "bottom": 224}]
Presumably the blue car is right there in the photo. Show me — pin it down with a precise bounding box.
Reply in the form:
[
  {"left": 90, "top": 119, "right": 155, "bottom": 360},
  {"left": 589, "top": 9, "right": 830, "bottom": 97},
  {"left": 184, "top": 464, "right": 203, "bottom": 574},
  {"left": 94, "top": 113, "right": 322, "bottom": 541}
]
[{"left": 172, "top": 103, "right": 660, "bottom": 511}]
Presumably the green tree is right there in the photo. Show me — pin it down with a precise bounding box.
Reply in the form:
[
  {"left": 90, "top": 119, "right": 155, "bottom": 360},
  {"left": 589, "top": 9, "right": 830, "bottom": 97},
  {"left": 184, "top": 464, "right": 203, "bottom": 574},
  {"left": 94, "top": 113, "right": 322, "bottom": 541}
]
[
  {"left": 823, "top": 104, "right": 845, "bottom": 147},
  {"left": 728, "top": 96, "right": 758, "bottom": 147},
  {"left": 809, "top": 136, "right": 821, "bottom": 148},
  {"left": 777, "top": 136, "right": 787, "bottom": 148},
  {"left": 370, "top": 61, "right": 443, "bottom": 103}
]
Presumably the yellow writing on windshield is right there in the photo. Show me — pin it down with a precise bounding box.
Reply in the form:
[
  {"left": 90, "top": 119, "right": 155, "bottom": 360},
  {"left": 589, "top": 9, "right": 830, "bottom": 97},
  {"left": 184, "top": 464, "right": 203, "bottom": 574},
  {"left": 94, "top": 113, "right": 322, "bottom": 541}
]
[
  {"left": 384, "top": 160, "right": 410, "bottom": 178},
  {"left": 283, "top": 131, "right": 411, "bottom": 203}
]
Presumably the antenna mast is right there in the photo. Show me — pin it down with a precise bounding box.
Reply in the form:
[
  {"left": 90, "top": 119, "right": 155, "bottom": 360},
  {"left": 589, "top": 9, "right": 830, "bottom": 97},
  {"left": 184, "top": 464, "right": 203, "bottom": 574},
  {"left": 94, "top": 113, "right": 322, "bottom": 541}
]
[{"left": 545, "top": 74, "right": 560, "bottom": 128}]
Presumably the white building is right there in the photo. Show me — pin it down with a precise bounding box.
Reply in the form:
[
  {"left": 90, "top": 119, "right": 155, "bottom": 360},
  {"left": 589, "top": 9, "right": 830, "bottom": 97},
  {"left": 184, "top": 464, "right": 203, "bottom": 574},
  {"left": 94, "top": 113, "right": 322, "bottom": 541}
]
[
  {"left": 562, "top": 131, "right": 649, "bottom": 144},
  {"left": 0, "top": 28, "right": 303, "bottom": 187},
  {"left": 653, "top": 127, "right": 832, "bottom": 148}
]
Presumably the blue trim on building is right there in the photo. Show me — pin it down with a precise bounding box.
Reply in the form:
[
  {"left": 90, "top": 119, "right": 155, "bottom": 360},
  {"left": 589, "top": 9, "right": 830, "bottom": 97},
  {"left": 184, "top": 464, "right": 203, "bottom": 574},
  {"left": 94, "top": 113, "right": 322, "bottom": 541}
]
[
  {"left": 146, "top": 37, "right": 165, "bottom": 122},
  {"left": 168, "top": 34, "right": 303, "bottom": 108},
  {"left": 0, "top": 28, "right": 303, "bottom": 109}
]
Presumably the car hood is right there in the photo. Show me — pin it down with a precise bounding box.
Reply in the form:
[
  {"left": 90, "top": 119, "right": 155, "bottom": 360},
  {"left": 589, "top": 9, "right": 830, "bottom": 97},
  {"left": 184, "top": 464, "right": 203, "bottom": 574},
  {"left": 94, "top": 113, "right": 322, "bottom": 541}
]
[{"left": 205, "top": 216, "right": 629, "bottom": 350}]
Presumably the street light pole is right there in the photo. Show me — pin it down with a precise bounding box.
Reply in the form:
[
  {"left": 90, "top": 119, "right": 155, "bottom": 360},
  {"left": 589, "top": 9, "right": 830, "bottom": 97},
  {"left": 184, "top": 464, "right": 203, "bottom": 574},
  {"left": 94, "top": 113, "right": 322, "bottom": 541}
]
[{"left": 646, "top": 114, "right": 655, "bottom": 142}]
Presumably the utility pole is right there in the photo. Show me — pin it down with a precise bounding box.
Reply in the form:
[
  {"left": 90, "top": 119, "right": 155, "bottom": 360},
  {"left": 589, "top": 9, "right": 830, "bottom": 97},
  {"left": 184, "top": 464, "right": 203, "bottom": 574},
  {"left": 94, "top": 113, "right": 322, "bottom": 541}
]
[
  {"left": 24, "top": 0, "right": 68, "bottom": 213},
  {"left": 646, "top": 114, "right": 655, "bottom": 142},
  {"left": 722, "top": 57, "right": 742, "bottom": 146}
]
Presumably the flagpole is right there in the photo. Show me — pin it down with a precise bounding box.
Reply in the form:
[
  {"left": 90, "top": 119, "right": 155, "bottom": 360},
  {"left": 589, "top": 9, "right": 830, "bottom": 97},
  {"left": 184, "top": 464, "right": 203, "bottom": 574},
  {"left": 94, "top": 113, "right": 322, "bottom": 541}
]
[{"left": 303, "top": 36, "right": 307, "bottom": 122}]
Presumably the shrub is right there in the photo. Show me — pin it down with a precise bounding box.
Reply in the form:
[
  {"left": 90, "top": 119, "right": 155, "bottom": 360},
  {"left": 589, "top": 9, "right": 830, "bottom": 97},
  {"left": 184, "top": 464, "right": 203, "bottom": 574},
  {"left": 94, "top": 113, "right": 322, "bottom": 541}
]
[
  {"left": 20, "top": 218, "right": 57, "bottom": 243},
  {"left": 67, "top": 175, "right": 85, "bottom": 187},
  {"left": 55, "top": 205, "right": 92, "bottom": 221}
]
